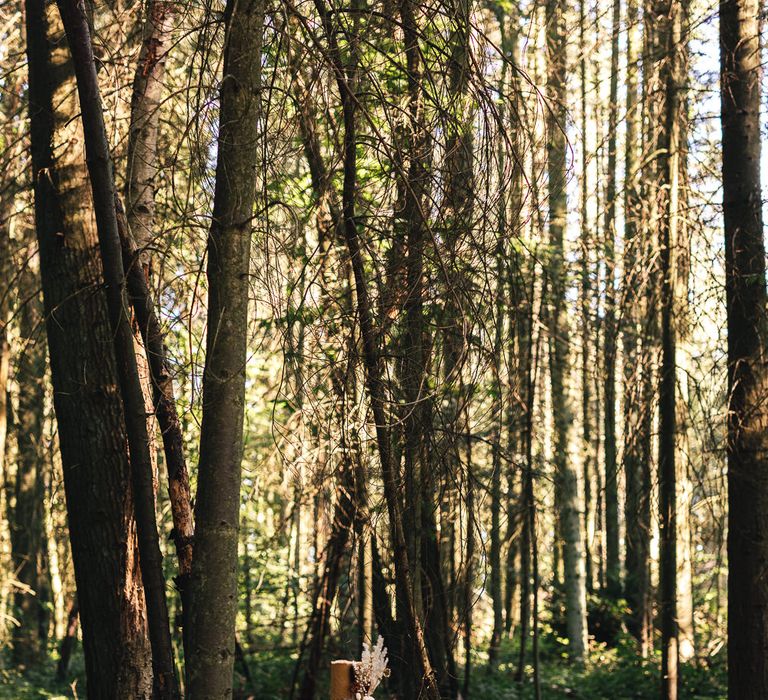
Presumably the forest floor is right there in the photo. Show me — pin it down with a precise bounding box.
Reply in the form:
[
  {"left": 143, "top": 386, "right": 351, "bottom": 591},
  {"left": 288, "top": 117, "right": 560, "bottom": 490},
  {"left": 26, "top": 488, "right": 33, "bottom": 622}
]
[
  {"left": 0, "top": 637, "right": 727, "bottom": 699},
  {"left": 472, "top": 638, "right": 727, "bottom": 699}
]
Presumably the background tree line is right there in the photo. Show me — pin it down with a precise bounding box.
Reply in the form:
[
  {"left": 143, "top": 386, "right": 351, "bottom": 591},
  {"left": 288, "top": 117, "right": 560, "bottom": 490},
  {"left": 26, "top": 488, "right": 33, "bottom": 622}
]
[{"left": 0, "top": 0, "right": 763, "bottom": 697}]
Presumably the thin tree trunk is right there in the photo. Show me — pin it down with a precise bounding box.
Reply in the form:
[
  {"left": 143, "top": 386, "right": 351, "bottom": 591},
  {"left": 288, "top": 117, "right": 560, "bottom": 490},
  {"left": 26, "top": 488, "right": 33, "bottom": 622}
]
[
  {"left": 187, "top": 0, "right": 265, "bottom": 694},
  {"left": 654, "top": 0, "right": 683, "bottom": 691},
  {"left": 441, "top": 0, "right": 475, "bottom": 671},
  {"left": 53, "top": 2, "right": 178, "bottom": 695},
  {"left": 526, "top": 279, "right": 545, "bottom": 700},
  {"left": 0, "top": 74, "right": 20, "bottom": 578},
  {"left": 515, "top": 467, "right": 531, "bottom": 685},
  {"left": 674, "top": 5, "right": 695, "bottom": 661},
  {"left": 530, "top": 470, "right": 541, "bottom": 700},
  {"left": 622, "top": 0, "right": 652, "bottom": 656},
  {"left": 721, "top": 0, "right": 768, "bottom": 693},
  {"left": 591, "top": 54, "right": 606, "bottom": 593},
  {"left": 116, "top": 201, "right": 194, "bottom": 644},
  {"left": 546, "top": 0, "right": 588, "bottom": 664},
  {"left": 122, "top": 3, "right": 195, "bottom": 652},
  {"left": 370, "top": 535, "right": 405, "bottom": 687},
  {"left": 397, "top": 0, "right": 433, "bottom": 689},
  {"left": 502, "top": 6, "right": 526, "bottom": 643},
  {"left": 242, "top": 528, "right": 254, "bottom": 647},
  {"left": 421, "top": 495, "right": 458, "bottom": 697},
  {"left": 675, "top": 233, "right": 695, "bottom": 666},
  {"left": 603, "top": 0, "right": 621, "bottom": 599},
  {"left": 462, "top": 419, "right": 474, "bottom": 698},
  {"left": 488, "top": 248, "right": 505, "bottom": 670},
  {"left": 234, "top": 637, "right": 257, "bottom": 697},
  {"left": 658, "top": 91, "right": 679, "bottom": 699},
  {"left": 516, "top": 264, "right": 540, "bottom": 688},
  {"left": 358, "top": 532, "right": 373, "bottom": 652},
  {"left": 399, "top": 0, "right": 456, "bottom": 691},
  {"left": 578, "top": 0, "right": 595, "bottom": 595},
  {"left": 489, "top": 12, "right": 513, "bottom": 667},
  {"left": 676, "top": 442, "right": 695, "bottom": 662}
]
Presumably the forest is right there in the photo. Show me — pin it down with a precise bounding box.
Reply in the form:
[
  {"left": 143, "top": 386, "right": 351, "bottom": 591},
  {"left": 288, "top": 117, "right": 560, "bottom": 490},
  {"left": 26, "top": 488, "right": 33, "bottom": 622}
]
[{"left": 0, "top": 0, "right": 764, "bottom": 697}]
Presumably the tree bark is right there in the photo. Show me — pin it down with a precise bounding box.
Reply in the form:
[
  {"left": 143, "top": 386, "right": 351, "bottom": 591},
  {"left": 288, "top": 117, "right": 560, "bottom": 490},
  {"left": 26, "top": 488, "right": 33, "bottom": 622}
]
[
  {"left": 396, "top": 0, "right": 456, "bottom": 692},
  {"left": 603, "top": 0, "right": 621, "bottom": 599},
  {"left": 462, "top": 421, "right": 475, "bottom": 697},
  {"left": 673, "top": 5, "right": 695, "bottom": 660},
  {"left": 546, "top": 0, "right": 588, "bottom": 664},
  {"left": 502, "top": 9, "right": 527, "bottom": 644},
  {"left": 517, "top": 279, "right": 544, "bottom": 699},
  {"left": 622, "top": 0, "right": 652, "bottom": 655},
  {"left": 121, "top": 6, "right": 194, "bottom": 652},
  {"left": 187, "top": 0, "right": 265, "bottom": 694},
  {"left": 489, "top": 252, "right": 505, "bottom": 670},
  {"left": 721, "top": 0, "right": 768, "bottom": 693},
  {"left": 578, "top": 0, "right": 595, "bottom": 595},
  {"left": 397, "top": 0, "right": 426, "bottom": 684},
  {"left": 125, "top": 0, "right": 175, "bottom": 274},
  {"left": 653, "top": 0, "right": 684, "bottom": 691},
  {"left": 25, "top": 0, "right": 154, "bottom": 695},
  {"left": 489, "top": 11, "right": 515, "bottom": 667},
  {"left": 116, "top": 199, "right": 194, "bottom": 647},
  {"left": 53, "top": 1, "right": 179, "bottom": 695}
]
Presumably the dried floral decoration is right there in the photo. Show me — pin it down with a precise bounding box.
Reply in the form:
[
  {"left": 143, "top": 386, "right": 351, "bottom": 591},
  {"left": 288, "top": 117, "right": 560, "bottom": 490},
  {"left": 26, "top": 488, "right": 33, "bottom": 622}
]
[{"left": 352, "top": 636, "right": 390, "bottom": 700}]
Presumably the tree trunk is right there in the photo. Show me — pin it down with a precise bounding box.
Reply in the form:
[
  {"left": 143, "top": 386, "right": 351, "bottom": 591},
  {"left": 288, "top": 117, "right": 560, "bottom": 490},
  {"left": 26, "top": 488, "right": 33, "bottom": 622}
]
[
  {"left": 116, "top": 198, "right": 194, "bottom": 648},
  {"left": 517, "top": 259, "right": 541, "bottom": 693},
  {"left": 489, "top": 11, "right": 515, "bottom": 666},
  {"left": 675, "top": 204, "right": 695, "bottom": 667},
  {"left": 420, "top": 495, "right": 458, "bottom": 697},
  {"left": 603, "top": 0, "right": 621, "bottom": 599},
  {"left": 370, "top": 535, "right": 405, "bottom": 687},
  {"left": 441, "top": 0, "right": 475, "bottom": 672},
  {"left": 489, "top": 254, "right": 505, "bottom": 670},
  {"left": 545, "top": 0, "right": 588, "bottom": 664},
  {"left": 54, "top": 1, "right": 179, "bottom": 694},
  {"left": 578, "top": 0, "right": 595, "bottom": 595},
  {"left": 124, "top": 0, "right": 175, "bottom": 274},
  {"left": 673, "top": 10, "right": 695, "bottom": 660},
  {"left": 622, "top": 0, "right": 652, "bottom": 655},
  {"left": 520, "top": 280, "right": 544, "bottom": 699},
  {"left": 358, "top": 532, "right": 373, "bottom": 652},
  {"left": 462, "top": 422, "right": 474, "bottom": 698},
  {"left": 0, "top": 69, "right": 21, "bottom": 584},
  {"left": 397, "top": 0, "right": 431, "bottom": 689},
  {"left": 187, "top": 0, "right": 265, "bottom": 695},
  {"left": 25, "top": 1, "right": 154, "bottom": 695},
  {"left": 502, "top": 8, "right": 527, "bottom": 643},
  {"left": 398, "top": 0, "right": 457, "bottom": 692},
  {"left": 122, "top": 3, "right": 195, "bottom": 651},
  {"left": 721, "top": 0, "right": 768, "bottom": 693},
  {"left": 653, "top": 0, "right": 684, "bottom": 691}
]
